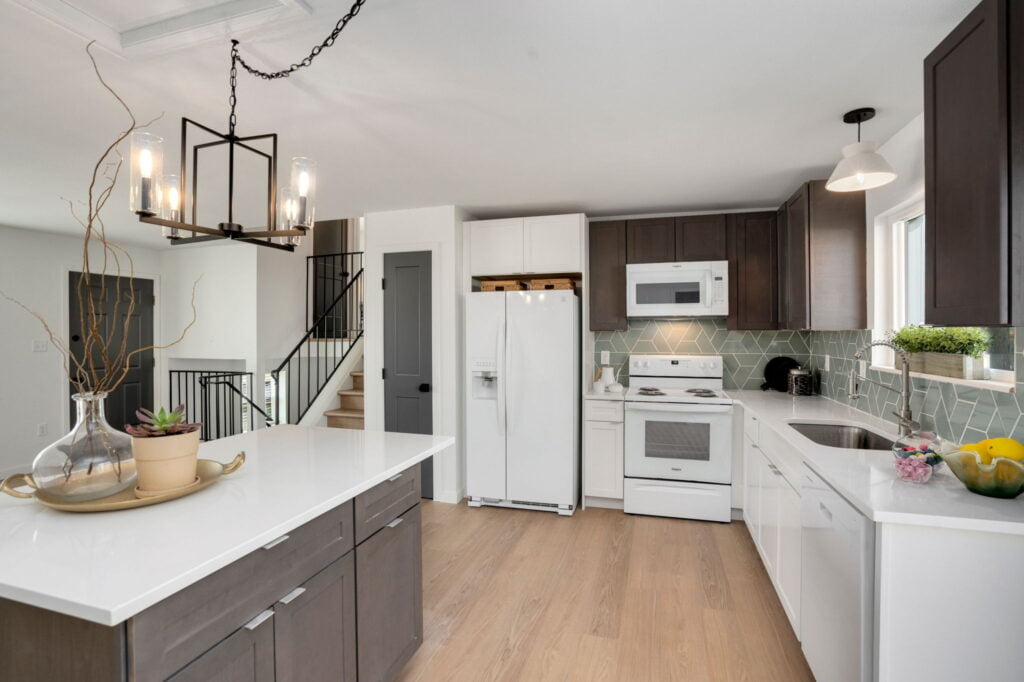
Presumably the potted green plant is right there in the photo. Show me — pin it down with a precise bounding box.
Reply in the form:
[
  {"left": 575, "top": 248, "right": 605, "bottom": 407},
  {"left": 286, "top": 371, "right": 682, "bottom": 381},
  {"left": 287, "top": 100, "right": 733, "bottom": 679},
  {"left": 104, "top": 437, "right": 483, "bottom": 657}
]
[
  {"left": 889, "top": 326, "right": 989, "bottom": 379},
  {"left": 126, "top": 405, "right": 202, "bottom": 496}
]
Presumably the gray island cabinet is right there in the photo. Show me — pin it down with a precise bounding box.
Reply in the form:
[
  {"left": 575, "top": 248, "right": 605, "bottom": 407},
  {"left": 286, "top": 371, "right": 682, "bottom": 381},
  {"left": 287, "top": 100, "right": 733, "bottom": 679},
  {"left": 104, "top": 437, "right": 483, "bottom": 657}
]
[{"left": 0, "top": 426, "right": 446, "bottom": 682}]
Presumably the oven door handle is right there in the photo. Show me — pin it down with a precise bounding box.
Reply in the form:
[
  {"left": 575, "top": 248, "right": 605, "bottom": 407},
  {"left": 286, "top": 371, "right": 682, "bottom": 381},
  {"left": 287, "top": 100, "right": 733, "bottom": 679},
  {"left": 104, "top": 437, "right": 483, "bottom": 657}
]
[{"left": 625, "top": 402, "right": 733, "bottom": 414}]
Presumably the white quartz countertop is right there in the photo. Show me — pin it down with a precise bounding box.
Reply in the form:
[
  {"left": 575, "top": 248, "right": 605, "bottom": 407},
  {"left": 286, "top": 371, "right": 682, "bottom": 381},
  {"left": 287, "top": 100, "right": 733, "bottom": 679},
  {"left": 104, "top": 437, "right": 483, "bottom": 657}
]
[
  {"left": 0, "top": 425, "right": 453, "bottom": 625},
  {"left": 730, "top": 391, "right": 1024, "bottom": 535}
]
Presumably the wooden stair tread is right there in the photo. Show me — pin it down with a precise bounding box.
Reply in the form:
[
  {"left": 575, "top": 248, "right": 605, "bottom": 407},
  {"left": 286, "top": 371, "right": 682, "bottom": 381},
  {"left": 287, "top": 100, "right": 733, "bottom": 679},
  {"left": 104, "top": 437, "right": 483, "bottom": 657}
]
[
  {"left": 338, "top": 389, "right": 364, "bottom": 397},
  {"left": 324, "top": 408, "right": 364, "bottom": 418},
  {"left": 350, "top": 371, "right": 364, "bottom": 376}
]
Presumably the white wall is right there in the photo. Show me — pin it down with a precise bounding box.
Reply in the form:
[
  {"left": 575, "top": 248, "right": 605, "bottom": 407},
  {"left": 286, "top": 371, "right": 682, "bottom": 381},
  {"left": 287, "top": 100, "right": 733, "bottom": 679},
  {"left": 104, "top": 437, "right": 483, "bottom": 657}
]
[
  {"left": 363, "top": 205, "right": 466, "bottom": 504},
  {"left": 0, "top": 226, "right": 163, "bottom": 475}
]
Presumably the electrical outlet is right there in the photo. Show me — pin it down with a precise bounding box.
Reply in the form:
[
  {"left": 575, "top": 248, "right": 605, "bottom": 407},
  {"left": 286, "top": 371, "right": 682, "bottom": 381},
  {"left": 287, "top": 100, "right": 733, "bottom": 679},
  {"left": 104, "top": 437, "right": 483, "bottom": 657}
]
[
  {"left": 31, "top": 339, "right": 47, "bottom": 352},
  {"left": 600, "top": 350, "right": 610, "bottom": 365},
  {"left": 860, "top": 359, "right": 868, "bottom": 375},
  {"left": 824, "top": 354, "right": 830, "bottom": 371},
  {"left": 36, "top": 423, "right": 48, "bottom": 437}
]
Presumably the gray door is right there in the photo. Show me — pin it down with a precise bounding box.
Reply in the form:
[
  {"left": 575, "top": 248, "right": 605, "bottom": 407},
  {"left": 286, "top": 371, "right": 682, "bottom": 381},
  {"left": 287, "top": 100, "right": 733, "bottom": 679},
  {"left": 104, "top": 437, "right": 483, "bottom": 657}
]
[
  {"left": 68, "top": 273, "right": 154, "bottom": 429},
  {"left": 383, "top": 251, "right": 433, "bottom": 499}
]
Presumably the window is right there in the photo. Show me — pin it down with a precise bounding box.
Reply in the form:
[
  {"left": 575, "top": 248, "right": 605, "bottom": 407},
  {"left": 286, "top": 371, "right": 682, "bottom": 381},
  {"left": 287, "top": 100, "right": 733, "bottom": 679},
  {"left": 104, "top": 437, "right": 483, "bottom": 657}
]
[{"left": 874, "top": 201, "right": 1014, "bottom": 383}]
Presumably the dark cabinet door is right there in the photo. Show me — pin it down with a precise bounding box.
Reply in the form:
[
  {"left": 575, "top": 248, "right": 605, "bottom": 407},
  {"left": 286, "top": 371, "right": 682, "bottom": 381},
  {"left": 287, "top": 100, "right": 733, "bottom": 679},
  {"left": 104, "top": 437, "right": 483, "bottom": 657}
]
[
  {"left": 675, "top": 214, "right": 727, "bottom": 261},
  {"left": 274, "top": 553, "right": 357, "bottom": 682},
  {"left": 168, "top": 610, "right": 275, "bottom": 682},
  {"left": 775, "top": 203, "right": 789, "bottom": 329},
  {"left": 924, "top": 0, "right": 1012, "bottom": 325},
  {"left": 805, "top": 180, "right": 866, "bottom": 330},
  {"left": 626, "top": 217, "right": 676, "bottom": 263},
  {"left": 727, "top": 212, "right": 778, "bottom": 330},
  {"left": 588, "top": 220, "right": 627, "bottom": 330},
  {"left": 357, "top": 504, "right": 423, "bottom": 682},
  {"left": 784, "top": 185, "right": 810, "bottom": 330}
]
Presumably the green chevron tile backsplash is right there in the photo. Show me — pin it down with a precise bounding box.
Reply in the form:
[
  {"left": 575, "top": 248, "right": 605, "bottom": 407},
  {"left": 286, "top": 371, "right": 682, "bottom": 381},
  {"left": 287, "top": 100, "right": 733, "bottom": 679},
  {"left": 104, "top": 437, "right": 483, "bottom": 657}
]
[
  {"left": 593, "top": 319, "right": 811, "bottom": 390},
  {"left": 806, "top": 329, "right": 1024, "bottom": 445}
]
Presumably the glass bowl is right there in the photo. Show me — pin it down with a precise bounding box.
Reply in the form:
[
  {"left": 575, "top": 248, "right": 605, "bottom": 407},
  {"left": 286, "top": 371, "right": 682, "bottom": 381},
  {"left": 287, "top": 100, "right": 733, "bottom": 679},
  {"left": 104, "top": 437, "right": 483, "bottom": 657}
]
[
  {"left": 892, "top": 432, "right": 947, "bottom": 484},
  {"left": 943, "top": 450, "right": 1024, "bottom": 499}
]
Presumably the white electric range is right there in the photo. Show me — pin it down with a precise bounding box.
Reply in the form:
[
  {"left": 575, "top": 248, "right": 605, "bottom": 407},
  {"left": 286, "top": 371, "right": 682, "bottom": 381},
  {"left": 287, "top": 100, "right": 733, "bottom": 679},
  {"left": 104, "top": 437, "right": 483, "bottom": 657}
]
[{"left": 623, "top": 354, "right": 734, "bottom": 523}]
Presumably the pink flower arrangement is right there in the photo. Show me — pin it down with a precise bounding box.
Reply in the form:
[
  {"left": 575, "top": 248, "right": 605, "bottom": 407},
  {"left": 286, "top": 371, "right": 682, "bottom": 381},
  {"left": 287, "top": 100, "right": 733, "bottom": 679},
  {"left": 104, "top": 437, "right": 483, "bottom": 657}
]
[{"left": 894, "top": 455, "right": 934, "bottom": 483}]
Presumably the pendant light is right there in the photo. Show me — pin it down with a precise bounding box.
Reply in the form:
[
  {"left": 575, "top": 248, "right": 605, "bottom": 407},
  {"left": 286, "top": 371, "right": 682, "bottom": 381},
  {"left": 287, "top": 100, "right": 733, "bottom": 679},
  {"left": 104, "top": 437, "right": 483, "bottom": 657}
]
[{"left": 825, "top": 107, "right": 897, "bottom": 192}]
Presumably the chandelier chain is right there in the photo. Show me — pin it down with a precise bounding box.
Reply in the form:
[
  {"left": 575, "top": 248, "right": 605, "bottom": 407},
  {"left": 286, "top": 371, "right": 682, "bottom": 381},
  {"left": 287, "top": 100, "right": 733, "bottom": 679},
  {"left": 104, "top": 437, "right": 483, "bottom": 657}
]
[{"left": 227, "top": 0, "right": 367, "bottom": 133}]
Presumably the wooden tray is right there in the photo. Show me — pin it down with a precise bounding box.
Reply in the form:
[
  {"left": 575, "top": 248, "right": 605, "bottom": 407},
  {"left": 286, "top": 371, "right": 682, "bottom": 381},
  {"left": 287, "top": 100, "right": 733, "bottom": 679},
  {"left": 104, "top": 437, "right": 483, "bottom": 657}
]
[
  {"left": 526, "top": 277, "right": 575, "bottom": 290},
  {"left": 480, "top": 279, "right": 527, "bottom": 292},
  {"left": 0, "top": 453, "right": 245, "bottom": 512}
]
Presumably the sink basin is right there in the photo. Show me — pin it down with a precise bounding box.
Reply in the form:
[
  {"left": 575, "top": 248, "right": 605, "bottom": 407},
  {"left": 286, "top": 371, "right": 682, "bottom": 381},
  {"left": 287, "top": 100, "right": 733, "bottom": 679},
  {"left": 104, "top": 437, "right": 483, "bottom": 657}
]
[{"left": 789, "top": 422, "right": 895, "bottom": 451}]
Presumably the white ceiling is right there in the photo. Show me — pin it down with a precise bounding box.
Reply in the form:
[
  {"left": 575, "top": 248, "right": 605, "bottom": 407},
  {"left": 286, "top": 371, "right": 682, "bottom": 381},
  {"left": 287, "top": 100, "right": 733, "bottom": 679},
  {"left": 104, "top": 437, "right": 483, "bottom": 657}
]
[{"left": 0, "top": 0, "right": 977, "bottom": 248}]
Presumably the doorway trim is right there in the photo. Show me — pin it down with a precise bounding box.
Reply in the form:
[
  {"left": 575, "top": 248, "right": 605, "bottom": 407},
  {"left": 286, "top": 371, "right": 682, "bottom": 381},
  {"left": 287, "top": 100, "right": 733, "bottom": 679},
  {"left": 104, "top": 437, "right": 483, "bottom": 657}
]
[
  {"left": 368, "top": 241, "right": 446, "bottom": 500},
  {"left": 59, "top": 266, "right": 162, "bottom": 433}
]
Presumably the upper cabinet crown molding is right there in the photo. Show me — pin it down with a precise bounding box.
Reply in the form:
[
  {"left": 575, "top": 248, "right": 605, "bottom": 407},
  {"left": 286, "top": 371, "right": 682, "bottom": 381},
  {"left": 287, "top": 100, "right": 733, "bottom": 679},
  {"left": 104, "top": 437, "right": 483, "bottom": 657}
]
[
  {"left": 467, "top": 213, "right": 585, "bottom": 277},
  {"left": 924, "top": 0, "right": 1023, "bottom": 326}
]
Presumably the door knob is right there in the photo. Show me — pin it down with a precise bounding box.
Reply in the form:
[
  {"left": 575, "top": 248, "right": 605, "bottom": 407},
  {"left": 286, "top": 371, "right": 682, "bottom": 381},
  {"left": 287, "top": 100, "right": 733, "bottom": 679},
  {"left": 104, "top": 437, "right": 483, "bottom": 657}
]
[{"left": 418, "top": 383, "right": 431, "bottom": 393}]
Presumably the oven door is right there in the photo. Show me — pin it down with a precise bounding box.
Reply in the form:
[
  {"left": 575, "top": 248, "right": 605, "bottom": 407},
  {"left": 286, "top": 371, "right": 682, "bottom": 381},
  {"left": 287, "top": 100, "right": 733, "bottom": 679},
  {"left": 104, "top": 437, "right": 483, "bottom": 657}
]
[{"left": 625, "top": 402, "right": 733, "bottom": 484}]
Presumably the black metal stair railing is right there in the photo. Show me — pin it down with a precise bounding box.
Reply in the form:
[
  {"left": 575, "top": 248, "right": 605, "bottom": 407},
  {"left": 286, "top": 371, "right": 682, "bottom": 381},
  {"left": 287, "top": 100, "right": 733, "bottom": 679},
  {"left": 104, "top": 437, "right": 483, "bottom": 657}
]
[
  {"left": 272, "top": 252, "right": 363, "bottom": 425},
  {"left": 169, "top": 370, "right": 264, "bottom": 441}
]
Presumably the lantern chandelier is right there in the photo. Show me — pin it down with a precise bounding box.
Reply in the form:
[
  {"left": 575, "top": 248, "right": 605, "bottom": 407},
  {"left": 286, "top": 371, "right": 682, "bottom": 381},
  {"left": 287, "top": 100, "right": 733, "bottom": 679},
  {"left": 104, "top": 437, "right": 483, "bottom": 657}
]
[{"left": 129, "top": 0, "right": 367, "bottom": 251}]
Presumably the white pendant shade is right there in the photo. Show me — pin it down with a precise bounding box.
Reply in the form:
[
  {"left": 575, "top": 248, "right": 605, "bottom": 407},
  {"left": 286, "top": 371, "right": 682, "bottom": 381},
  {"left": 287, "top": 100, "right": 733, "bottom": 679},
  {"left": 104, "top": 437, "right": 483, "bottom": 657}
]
[{"left": 826, "top": 141, "right": 897, "bottom": 192}]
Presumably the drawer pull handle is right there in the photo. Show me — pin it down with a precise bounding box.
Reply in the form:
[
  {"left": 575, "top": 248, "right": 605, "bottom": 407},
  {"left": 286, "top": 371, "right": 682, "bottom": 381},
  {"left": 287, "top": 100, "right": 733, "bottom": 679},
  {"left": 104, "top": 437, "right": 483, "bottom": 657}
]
[
  {"left": 244, "top": 609, "right": 274, "bottom": 631},
  {"left": 278, "top": 587, "right": 306, "bottom": 605},
  {"left": 261, "top": 534, "right": 290, "bottom": 550},
  {"left": 388, "top": 473, "right": 403, "bottom": 483},
  {"left": 386, "top": 517, "right": 404, "bottom": 529}
]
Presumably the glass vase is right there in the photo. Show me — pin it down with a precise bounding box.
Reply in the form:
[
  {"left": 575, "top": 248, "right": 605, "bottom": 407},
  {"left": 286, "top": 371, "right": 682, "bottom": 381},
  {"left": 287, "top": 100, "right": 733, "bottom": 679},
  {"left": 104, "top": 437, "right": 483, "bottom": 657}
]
[{"left": 31, "top": 392, "right": 136, "bottom": 502}]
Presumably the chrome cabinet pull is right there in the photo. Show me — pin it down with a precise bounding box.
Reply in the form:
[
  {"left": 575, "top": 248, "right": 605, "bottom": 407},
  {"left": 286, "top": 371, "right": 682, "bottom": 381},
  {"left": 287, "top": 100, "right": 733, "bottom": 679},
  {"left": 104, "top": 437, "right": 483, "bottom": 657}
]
[
  {"left": 278, "top": 587, "right": 306, "bottom": 605},
  {"left": 244, "top": 609, "right": 274, "bottom": 631},
  {"left": 388, "top": 473, "right": 403, "bottom": 483},
  {"left": 261, "top": 534, "right": 290, "bottom": 550},
  {"left": 386, "top": 517, "right": 403, "bottom": 529}
]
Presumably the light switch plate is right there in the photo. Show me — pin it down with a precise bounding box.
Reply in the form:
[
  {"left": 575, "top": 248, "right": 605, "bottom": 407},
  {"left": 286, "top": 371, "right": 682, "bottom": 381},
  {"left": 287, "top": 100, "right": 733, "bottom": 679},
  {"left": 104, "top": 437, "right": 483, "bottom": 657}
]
[
  {"left": 32, "top": 340, "right": 47, "bottom": 352},
  {"left": 600, "top": 350, "right": 610, "bottom": 365},
  {"left": 824, "top": 355, "right": 830, "bottom": 371}
]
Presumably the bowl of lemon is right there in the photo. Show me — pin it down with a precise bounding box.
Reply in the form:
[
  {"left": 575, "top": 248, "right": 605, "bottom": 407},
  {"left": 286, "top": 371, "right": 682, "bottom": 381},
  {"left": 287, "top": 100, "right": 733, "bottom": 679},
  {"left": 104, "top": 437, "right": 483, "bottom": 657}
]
[{"left": 944, "top": 438, "right": 1024, "bottom": 499}]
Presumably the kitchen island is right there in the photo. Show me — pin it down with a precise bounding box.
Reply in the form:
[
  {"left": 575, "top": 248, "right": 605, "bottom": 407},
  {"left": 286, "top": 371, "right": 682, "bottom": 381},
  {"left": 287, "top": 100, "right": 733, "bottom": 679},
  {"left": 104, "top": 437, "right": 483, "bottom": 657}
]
[{"left": 0, "top": 424, "right": 454, "bottom": 682}]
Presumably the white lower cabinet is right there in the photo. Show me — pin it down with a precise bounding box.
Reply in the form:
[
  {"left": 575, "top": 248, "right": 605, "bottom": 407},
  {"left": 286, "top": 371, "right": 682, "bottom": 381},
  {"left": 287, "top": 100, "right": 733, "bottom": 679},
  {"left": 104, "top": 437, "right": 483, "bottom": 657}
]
[
  {"left": 743, "top": 429, "right": 801, "bottom": 638},
  {"left": 584, "top": 419, "right": 623, "bottom": 500}
]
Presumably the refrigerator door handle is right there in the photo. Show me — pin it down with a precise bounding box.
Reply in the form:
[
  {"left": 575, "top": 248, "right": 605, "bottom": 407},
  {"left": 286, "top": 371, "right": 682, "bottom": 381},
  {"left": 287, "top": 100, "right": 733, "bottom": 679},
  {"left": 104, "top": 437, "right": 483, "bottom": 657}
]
[
  {"left": 505, "top": 318, "right": 514, "bottom": 434},
  {"left": 496, "top": 321, "right": 505, "bottom": 436}
]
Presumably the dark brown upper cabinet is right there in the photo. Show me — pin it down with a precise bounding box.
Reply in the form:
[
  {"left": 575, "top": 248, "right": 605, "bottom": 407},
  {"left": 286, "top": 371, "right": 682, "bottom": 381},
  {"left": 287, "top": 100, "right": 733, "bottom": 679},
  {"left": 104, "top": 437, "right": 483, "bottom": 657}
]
[
  {"left": 589, "top": 220, "right": 628, "bottom": 331},
  {"left": 776, "top": 202, "right": 789, "bottom": 329},
  {"left": 727, "top": 212, "right": 778, "bottom": 330},
  {"left": 675, "top": 214, "right": 728, "bottom": 261},
  {"left": 779, "top": 180, "right": 866, "bottom": 331},
  {"left": 924, "top": 0, "right": 1023, "bottom": 326},
  {"left": 626, "top": 217, "right": 676, "bottom": 263}
]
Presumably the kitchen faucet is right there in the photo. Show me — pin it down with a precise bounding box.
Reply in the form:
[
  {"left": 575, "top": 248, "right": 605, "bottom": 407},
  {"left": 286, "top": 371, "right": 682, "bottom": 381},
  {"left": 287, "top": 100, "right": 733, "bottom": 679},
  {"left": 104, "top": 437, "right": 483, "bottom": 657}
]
[{"left": 847, "top": 340, "right": 919, "bottom": 437}]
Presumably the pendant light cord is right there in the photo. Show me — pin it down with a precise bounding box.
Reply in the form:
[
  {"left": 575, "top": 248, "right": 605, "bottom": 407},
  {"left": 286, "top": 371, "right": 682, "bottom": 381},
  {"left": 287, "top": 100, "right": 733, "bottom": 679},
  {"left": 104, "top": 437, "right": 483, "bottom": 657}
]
[{"left": 227, "top": 0, "right": 368, "bottom": 135}]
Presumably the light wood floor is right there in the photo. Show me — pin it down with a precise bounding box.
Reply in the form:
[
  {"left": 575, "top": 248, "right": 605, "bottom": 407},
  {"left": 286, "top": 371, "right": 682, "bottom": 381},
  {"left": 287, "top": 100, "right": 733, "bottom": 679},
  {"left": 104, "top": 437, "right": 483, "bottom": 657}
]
[{"left": 398, "top": 501, "right": 813, "bottom": 682}]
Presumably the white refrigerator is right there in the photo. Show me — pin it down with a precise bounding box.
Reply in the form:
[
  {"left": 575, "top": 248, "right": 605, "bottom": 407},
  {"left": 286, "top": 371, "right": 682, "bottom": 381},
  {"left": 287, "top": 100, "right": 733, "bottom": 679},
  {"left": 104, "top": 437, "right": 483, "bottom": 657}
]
[{"left": 465, "top": 290, "right": 579, "bottom": 515}]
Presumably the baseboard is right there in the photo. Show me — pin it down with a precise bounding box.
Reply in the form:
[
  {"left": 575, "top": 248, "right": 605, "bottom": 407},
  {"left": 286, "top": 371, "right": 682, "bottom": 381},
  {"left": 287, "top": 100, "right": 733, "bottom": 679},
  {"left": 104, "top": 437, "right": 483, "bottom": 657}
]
[
  {"left": 731, "top": 507, "right": 744, "bottom": 521},
  {"left": 584, "top": 496, "right": 624, "bottom": 510},
  {"left": 431, "top": 489, "right": 460, "bottom": 504}
]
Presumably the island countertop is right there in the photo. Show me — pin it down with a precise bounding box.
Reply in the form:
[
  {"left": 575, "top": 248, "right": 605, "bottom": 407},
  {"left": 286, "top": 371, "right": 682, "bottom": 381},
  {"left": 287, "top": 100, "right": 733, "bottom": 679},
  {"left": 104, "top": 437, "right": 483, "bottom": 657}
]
[{"left": 0, "top": 425, "right": 453, "bottom": 626}]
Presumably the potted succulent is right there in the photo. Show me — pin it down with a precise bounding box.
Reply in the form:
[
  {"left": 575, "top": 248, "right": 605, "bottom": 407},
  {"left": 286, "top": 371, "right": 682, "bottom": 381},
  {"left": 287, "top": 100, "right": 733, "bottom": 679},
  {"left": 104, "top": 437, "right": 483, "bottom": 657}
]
[
  {"left": 126, "top": 405, "right": 202, "bottom": 496},
  {"left": 889, "top": 326, "right": 989, "bottom": 379}
]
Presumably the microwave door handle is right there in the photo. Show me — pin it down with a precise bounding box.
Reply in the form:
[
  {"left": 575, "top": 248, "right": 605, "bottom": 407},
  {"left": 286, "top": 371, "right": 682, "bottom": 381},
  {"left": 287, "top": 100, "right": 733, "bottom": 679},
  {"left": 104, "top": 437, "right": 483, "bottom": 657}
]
[{"left": 702, "top": 272, "right": 713, "bottom": 308}]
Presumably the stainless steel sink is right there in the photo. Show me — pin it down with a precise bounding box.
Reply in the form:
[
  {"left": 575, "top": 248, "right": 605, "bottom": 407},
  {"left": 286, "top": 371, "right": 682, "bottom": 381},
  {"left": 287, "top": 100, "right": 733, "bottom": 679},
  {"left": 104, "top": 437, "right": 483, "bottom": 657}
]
[{"left": 788, "top": 422, "right": 895, "bottom": 451}]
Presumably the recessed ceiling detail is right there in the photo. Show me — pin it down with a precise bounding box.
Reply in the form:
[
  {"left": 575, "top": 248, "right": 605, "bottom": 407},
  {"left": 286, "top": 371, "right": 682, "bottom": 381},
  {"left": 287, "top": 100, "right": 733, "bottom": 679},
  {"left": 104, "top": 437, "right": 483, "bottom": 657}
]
[{"left": 14, "top": 0, "right": 311, "bottom": 55}]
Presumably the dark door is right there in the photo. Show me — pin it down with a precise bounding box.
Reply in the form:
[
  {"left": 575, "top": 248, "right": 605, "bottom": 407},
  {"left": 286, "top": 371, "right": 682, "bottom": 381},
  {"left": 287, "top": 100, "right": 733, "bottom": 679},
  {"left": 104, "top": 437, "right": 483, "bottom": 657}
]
[
  {"left": 274, "top": 554, "right": 357, "bottom": 682},
  {"left": 588, "top": 220, "right": 627, "bottom": 331},
  {"left": 167, "top": 611, "right": 275, "bottom": 682},
  {"left": 383, "top": 251, "right": 433, "bottom": 499},
  {"left": 356, "top": 505, "right": 423, "bottom": 682},
  {"left": 626, "top": 217, "right": 676, "bottom": 263},
  {"left": 675, "top": 214, "right": 727, "bottom": 261},
  {"left": 727, "top": 212, "right": 778, "bottom": 330},
  {"left": 924, "top": 0, "right": 1009, "bottom": 325},
  {"left": 784, "top": 185, "right": 810, "bottom": 330},
  {"left": 68, "top": 273, "right": 154, "bottom": 428},
  {"left": 775, "top": 203, "right": 789, "bottom": 329}
]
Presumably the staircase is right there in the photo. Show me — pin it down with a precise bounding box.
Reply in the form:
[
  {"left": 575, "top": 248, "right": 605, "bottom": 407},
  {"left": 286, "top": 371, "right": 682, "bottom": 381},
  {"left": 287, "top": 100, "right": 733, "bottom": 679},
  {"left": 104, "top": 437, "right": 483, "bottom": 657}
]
[{"left": 324, "top": 370, "right": 364, "bottom": 429}]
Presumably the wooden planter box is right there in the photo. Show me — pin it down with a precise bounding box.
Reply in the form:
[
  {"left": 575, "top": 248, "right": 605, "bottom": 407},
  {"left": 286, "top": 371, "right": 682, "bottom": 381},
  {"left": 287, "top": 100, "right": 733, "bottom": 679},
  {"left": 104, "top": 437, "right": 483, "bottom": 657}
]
[
  {"left": 906, "top": 353, "right": 926, "bottom": 373},
  {"left": 923, "top": 352, "right": 986, "bottom": 380}
]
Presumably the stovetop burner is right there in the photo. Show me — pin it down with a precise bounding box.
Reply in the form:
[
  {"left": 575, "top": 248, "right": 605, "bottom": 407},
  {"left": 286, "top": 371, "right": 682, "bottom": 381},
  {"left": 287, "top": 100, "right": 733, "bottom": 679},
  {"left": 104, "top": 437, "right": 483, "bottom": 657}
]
[
  {"left": 637, "top": 387, "right": 665, "bottom": 396},
  {"left": 687, "top": 388, "right": 716, "bottom": 394}
]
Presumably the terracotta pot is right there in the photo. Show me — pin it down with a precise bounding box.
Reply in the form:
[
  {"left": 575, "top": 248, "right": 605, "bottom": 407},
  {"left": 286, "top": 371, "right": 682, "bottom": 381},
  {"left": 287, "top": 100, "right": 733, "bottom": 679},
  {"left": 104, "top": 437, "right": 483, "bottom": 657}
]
[{"left": 131, "top": 430, "right": 200, "bottom": 493}]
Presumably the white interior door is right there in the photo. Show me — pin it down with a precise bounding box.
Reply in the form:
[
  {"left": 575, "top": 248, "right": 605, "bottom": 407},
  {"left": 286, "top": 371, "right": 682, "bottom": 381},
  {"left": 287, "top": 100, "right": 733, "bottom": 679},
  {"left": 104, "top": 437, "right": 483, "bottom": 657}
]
[
  {"left": 465, "top": 293, "right": 507, "bottom": 500},
  {"left": 505, "top": 291, "right": 578, "bottom": 506}
]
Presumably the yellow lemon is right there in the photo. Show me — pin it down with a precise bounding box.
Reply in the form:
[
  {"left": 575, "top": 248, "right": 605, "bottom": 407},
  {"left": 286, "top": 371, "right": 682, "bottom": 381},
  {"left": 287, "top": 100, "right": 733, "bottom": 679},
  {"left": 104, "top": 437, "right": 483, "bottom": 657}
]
[
  {"left": 961, "top": 443, "right": 992, "bottom": 465},
  {"left": 982, "top": 438, "right": 1024, "bottom": 462}
]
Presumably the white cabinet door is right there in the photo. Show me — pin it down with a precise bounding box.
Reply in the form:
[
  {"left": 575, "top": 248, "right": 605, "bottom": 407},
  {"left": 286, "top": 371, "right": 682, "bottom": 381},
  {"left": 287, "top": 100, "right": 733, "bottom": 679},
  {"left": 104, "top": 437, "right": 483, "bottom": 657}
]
[
  {"left": 470, "top": 218, "right": 524, "bottom": 276},
  {"left": 776, "top": 475, "right": 802, "bottom": 637},
  {"left": 742, "top": 436, "right": 761, "bottom": 541},
  {"left": 584, "top": 420, "right": 623, "bottom": 499},
  {"left": 523, "top": 214, "right": 583, "bottom": 273},
  {"left": 758, "top": 452, "right": 781, "bottom": 577}
]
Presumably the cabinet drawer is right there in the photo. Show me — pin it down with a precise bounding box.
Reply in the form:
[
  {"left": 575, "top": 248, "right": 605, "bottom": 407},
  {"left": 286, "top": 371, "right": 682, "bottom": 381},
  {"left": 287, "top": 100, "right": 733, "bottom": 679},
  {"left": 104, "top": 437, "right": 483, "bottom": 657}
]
[
  {"left": 584, "top": 400, "right": 623, "bottom": 423},
  {"left": 129, "top": 501, "right": 354, "bottom": 682},
  {"left": 744, "top": 410, "right": 760, "bottom": 442},
  {"left": 355, "top": 465, "right": 421, "bottom": 545}
]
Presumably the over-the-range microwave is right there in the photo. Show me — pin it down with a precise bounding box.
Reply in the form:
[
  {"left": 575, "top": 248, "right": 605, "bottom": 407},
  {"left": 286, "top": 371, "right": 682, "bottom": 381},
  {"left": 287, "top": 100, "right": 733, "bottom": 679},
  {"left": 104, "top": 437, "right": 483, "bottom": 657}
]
[{"left": 626, "top": 260, "right": 728, "bottom": 318}]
